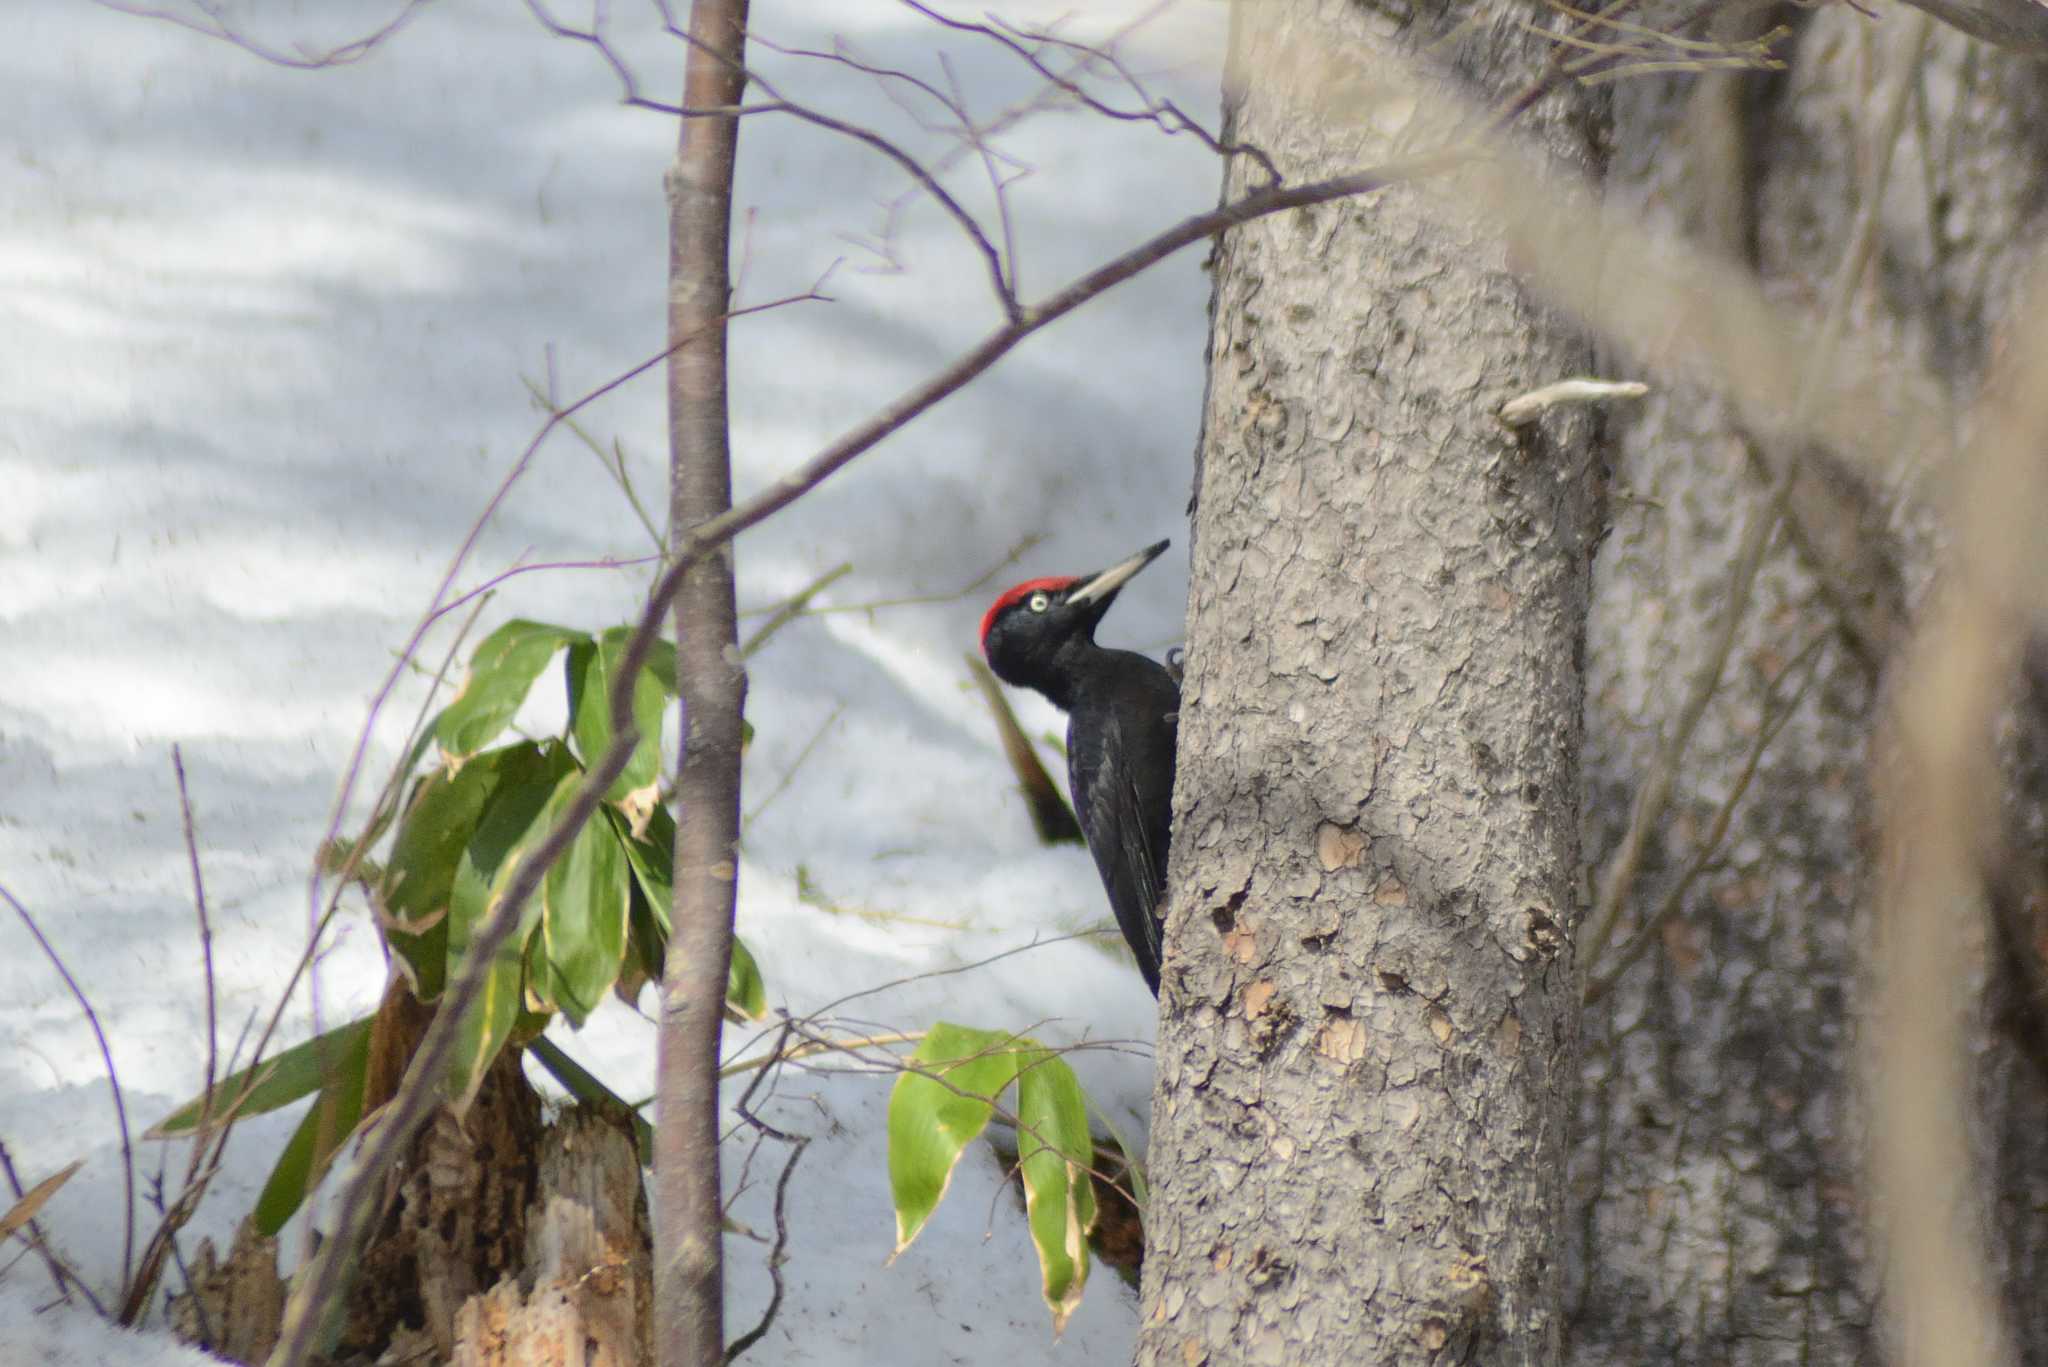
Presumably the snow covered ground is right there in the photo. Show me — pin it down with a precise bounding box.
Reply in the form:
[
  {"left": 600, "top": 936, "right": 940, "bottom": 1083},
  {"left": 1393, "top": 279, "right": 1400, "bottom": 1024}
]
[{"left": 1, "top": 1, "right": 1220, "bottom": 1361}]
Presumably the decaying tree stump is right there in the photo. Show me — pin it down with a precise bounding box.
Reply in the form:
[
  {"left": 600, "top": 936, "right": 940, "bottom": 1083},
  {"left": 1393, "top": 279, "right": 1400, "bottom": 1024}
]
[
  {"left": 341, "top": 1044, "right": 545, "bottom": 1360},
  {"left": 451, "top": 1107, "right": 653, "bottom": 1367},
  {"left": 170, "top": 1037, "right": 650, "bottom": 1366}
]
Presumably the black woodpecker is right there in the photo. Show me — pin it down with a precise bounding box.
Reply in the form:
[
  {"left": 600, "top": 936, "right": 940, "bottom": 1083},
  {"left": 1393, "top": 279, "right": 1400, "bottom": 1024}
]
[{"left": 979, "top": 539, "right": 1177, "bottom": 995}]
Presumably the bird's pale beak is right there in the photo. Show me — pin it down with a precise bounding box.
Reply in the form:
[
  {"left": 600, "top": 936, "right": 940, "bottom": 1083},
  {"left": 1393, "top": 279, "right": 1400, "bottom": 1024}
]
[{"left": 1067, "top": 539, "right": 1170, "bottom": 607}]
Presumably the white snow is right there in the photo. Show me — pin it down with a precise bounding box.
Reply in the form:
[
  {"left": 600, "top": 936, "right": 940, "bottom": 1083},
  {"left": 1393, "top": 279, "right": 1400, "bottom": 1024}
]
[{"left": 1, "top": 0, "right": 1221, "bottom": 1362}]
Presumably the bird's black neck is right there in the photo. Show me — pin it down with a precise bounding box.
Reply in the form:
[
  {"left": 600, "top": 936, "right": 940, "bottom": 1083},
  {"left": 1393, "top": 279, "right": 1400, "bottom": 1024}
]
[{"left": 1033, "top": 641, "right": 1167, "bottom": 714}]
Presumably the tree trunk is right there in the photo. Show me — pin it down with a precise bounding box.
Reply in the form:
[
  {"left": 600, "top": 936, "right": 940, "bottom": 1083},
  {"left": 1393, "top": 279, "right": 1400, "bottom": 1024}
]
[
  {"left": 657, "top": 2, "right": 750, "bottom": 1366},
  {"left": 1572, "top": 7, "right": 2048, "bottom": 1362},
  {"left": 1139, "top": 3, "right": 1605, "bottom": 1363}
]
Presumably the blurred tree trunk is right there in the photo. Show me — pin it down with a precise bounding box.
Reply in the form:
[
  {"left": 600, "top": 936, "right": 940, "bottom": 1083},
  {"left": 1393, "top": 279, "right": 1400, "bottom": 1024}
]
[
  {"left": 1151, "top": 0, "right": 2048, "bottom": 1362},
  {"left": 1573, "top": 7, "right": 2048, "bottom": 1363},
  {"left": 1139, "top": 3, "right": 1606, "bottom": 1363}
]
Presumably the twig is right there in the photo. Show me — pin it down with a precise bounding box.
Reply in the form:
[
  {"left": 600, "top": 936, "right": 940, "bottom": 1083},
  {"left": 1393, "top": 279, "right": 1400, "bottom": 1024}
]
[
  {"left": 0, "top": 1143, "right": 104, "bottom": 1317},
  {"left": 1496, "top": 377, "right": 1648, "bottom": 427},
  {"left": 738, "top": 563, "right": 853, "bottom": 658},
  {"left": 740, "top": 533, "right": 1043, "bottom": 622},
  {"left": 433, "top": 554, "right": 666, "bottom": 625},
  {"left": 902, "top": 0, "right": 1286, "bottom": 186},
  {"left": 103, "top": 746, "right": 229, "bottom": 1326},
  {"left": 525, "top": 0, "right": 1021, "bottom": 318},
  {"left": 723, "top": 1021, "right": 808, "bottom": 1362},
  {"left": 91, "top": 0, "right": 427, "bottom": 68},
  {"left": 743, "top": 704, "right": 844, "bottom": 827},
  {"left": 519, "top": 372, "right": 667, "bottom": 552},
  {"left": 717, "top": 1030, "right": 922, "bottom": 1080},
  {"left": 721, "top": 1131, "right": 807, "bottom": 1363},
  {"left": 172, "top": 747, "right": 219, "bottom": 1144},
  {"left": 0, "top": 886, "right": 135, "bottom": 1304}
]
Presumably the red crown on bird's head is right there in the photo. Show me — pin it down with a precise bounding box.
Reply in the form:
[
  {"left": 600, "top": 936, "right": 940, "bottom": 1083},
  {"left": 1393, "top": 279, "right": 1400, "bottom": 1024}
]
[{"left": 978, "top": 577, "right": 1079, "bottom": 657}]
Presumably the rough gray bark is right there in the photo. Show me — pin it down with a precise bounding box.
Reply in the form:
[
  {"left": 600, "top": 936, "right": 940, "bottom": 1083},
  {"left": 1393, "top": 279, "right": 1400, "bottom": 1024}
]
[
  {"left": 1571, "top": 6, "right": 2048, "bottom": 1363},
  {"left": 1138, "top": 3, "right": 1605, "bottom": 1363}
]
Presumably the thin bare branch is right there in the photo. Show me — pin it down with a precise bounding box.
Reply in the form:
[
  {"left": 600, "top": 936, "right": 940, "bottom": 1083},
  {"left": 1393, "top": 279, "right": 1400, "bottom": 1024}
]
[
  {"left": 743, "top": 704, "right": 844, "bottom": 828},
  {"left": 172, "top": 747, "right": 218, "bottom": 1141},
  {"left": 721, "top": 1128, "right": 806, "bottom": 1363},
  {"left": 741, "top": 533, "right": 1043, "bottom": 622},
  {"left": 904, "top": 0, "right": 1284, "bottom": 185},
  {"left": 0, "top": 1143, "right": 104, "bottom": 1317},
  {"left": 92, "top": 0, "right": 428, "bottom": 68},
  {"left": 0, "top": 887, "right": 135, "bottom": 1301},
  {"left": 737, "top": 562, "right": 852, "bottom": 658},
  {"left": 1496, "top": 376, "right": 1648, "bottom": 427}
]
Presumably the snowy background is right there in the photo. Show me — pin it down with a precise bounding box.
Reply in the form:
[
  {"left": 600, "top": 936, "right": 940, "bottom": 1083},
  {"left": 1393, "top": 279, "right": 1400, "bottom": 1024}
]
[{"left": 1, "top": 0, "right": 1221, "bottom": 1361}]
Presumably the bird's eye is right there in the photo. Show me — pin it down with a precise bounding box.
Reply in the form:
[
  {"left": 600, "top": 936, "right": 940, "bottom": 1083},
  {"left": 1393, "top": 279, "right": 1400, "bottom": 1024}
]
[{"left": 1028, "top": 592, "right": 1051, "bottom": 613}]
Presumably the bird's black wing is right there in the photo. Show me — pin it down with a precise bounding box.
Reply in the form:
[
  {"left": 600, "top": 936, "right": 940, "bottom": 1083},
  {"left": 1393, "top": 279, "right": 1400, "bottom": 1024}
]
[{"left": 1069, "top": 664, "right": 1177, "bottom": 994}]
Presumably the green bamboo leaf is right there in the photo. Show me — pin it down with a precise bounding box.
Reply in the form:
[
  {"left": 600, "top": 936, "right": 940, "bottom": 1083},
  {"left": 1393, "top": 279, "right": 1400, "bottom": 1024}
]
[
  {"left": 251, "top": 1019, "right": 373, "bottom": 1235},
  {"left": 618, "top": 883, "right": 661, "bottom": 1003},
  {"left": 435, "top": 620, "right": 590, "bottom": 759},
  {"left": 1014, "top": 1050, "right": 1098, "bottom": 1334},
  {"left": 887, "top": 1023, "right": 1025, "bottom": 1256},
  {"left": 526, "top": 769, "right": 630, "bottom": 1027},
  {"left": 378, "top": 744, "right": 542, "bottom": 1000},
  {"left": 443, "top": 741, "right": 575, "bottom": 1111},
  {"left": 148, "top": 1016, "right": 374, "bottom": 1139},
  {"left": 606, "top": 805, "right": 766, "bottom": 1015},
  {"left": 726, "top": 936, "right": 767, "bottom": 1020},
  {"left": 611, "top": 801, "right": 675, "bottom": 937},
  {"left": 566, "top": 627, "right": 668, "bottom": 806}
]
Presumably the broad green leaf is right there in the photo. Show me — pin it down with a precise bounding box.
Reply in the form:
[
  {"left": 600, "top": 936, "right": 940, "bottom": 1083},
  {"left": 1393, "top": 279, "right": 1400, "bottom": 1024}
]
[
  {"left": 377, "top": 745, "right": 542, "bottom": 1000},
  {"left": 887, "top": 1023, "right": 1025, "bottom": 1256},
  {"left": 435, "top": 621, "right": 590, "bottom": 759},
  {"left": 252, "top": 1018, "right": 373, "bottom": 1235},
  {"left": 618, "top": 882, "right": 661, "bottom": 1003},
  {"left": 524, "top": 768, "right": 630, "bottom": 1027},
  {"left": 1015, "top": 1050, "right": 1098, "bottom": 1334},
  {"left": 148, "top": 1016, "right": 375, "bottom": 1139},
  {"left": 606, "top": 804, "right": 766, "bottom": 1016},
  {"left": 611, "top": 802, "right": 675, "bottom": 937},
  {"left": 612, "top": 806, "right": 671, "bottom": 1004},
  {"left": 443, "top": 741, "right": 575, "bottom": 1111},
  {"left": 726, "top": 936, "right": 767, "bottom": 1020},
  {"left": 566, "top": 627, "right": 668, "bottom": 806}
]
